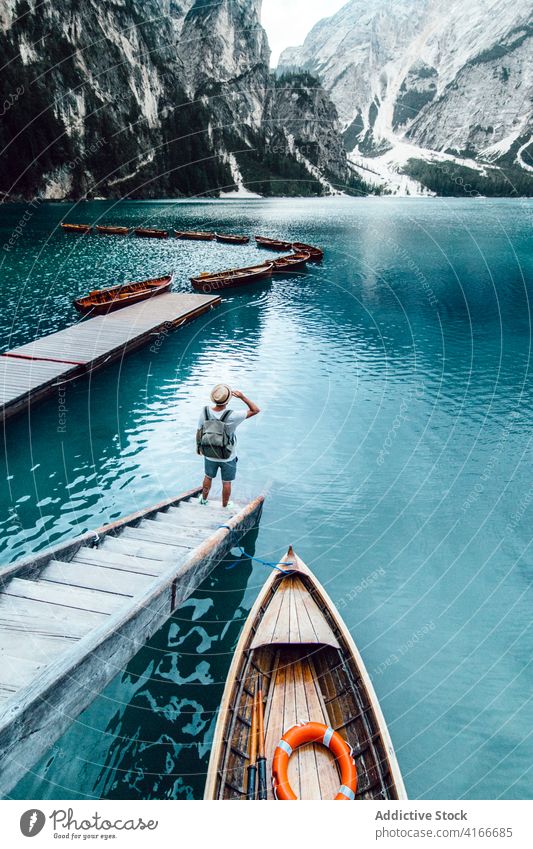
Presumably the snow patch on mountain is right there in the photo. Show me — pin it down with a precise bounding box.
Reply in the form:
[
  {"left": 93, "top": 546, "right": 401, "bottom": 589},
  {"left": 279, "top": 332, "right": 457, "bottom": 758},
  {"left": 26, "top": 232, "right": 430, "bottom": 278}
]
[
  {"left": 516, "top": 137, "right": 533, "bottom": 173},
  {"left": 481, "top": 129, "right": 526, "bottom": 161},
  {"left": 348, "top": 140, "right": 502, "bottom": 196},
  {"left": 348, "top": 145, "right": 433, "bottom": 196},
  {"left": 219, "top": 152, "right": 262, "bottom": 197}
]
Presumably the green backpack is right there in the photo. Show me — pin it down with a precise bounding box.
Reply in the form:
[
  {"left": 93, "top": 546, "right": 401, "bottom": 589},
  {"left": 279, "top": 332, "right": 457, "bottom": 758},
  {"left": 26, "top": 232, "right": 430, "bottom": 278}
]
[{"left": 198, "top": 407, "right": 234, "bottom": 460}]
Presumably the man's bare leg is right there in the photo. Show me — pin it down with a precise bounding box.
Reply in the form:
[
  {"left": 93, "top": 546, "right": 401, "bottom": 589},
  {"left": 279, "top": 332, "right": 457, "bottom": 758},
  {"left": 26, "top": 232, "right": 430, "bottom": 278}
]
[
  {"left": 202, "top": 475, "right": 213, "bottom": 501},
  {"left": 222, "top": 481, "right": 232, "bottom": 507}
]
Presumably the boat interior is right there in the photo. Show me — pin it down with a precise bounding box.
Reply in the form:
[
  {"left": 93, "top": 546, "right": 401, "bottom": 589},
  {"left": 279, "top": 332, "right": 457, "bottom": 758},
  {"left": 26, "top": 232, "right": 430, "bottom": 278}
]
[
  {"left": 197, "top": 264, "right": 271, "bottom": 280},
  {"left": 81, "top": 278, "right": 168, "bottom": 304},
  {"left": 214, "top": 572, "right": 399, "bottom": 801}
]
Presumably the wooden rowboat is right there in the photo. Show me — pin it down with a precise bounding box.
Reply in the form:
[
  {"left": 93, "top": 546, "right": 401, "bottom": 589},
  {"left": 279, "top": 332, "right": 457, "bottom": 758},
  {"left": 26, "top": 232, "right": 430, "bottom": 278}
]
[
  {"left": 134, "top": 227, "right": 168, "bottom": 239},
  {"left": 292, "top": 242, "right": 324, "bottom": 262},
  {"left": 191, "top": 263, "right": 272, "bottom": 293},
  {"left": 205, "top": 547, "right": 407, "bottom": 800},
  {"left": 96, "top": 225, "right": 129, "bottom": 235},
  {"left": 255, "top": 235, "right": 293, "bottom": 251},
  {"left": 215, "top": 233, "right": 250, "bottom": 244},
  {"left": 73, "top": 274, "right": 173, "bottom": 314},
  {"left": 61, "top": 222, "right": 92, "bottom": 234},
  {"left": 272, "top": 252, "right": 310, "bottom": 274},
  {"left": 175, "top": 230, "right": 215, "bottom": 241}
]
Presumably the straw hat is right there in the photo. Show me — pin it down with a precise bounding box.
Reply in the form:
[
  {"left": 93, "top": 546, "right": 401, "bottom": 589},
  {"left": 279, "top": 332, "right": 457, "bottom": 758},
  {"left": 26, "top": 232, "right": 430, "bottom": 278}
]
[{"left": 210, "top": 383, "right": 231, "bottom": 405}]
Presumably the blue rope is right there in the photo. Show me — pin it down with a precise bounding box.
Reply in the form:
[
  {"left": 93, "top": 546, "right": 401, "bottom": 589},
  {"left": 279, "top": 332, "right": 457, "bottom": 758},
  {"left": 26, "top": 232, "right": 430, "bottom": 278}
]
[
  {"left": 216, "top": 526, "right": 294, "bottom": 574},
  {"left": 226, "top": 546, "right": 295, "bottom": 573}
]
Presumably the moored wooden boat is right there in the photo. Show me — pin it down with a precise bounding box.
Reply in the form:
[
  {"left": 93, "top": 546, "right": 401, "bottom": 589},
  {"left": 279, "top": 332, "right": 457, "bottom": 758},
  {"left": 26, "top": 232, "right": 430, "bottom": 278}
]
[
  {"left": 272, "top": 252, "right": 310, "bottom": 274},
  {"left": 215, "top": 233, "right": 250, "bottom": 244},
  {"left": 61, "top": 222, "right": 92, "bottom": 234},
  {"left": 205, "top": 547, "right": 407, "bottom": 800},
  {"left": 292, "top": 242, "right": 324, "bottom": 262},
  {"left": 255, "top": 235, "right": 293, "bottom": 251},
  {"left": 96, "top": 225, "right": 129, "bottom": 235},
  {"left": 73, "top": 274, "right": 173, "bottom": 314},
  {"left": 134, "top": 227, "right": 168, "bottom": 239},
  {"left": 175, "top": 230, "right": 215, "bottom": 241},
  {"left": 191, "top": 263, "right": 273, "bottom": 293}
]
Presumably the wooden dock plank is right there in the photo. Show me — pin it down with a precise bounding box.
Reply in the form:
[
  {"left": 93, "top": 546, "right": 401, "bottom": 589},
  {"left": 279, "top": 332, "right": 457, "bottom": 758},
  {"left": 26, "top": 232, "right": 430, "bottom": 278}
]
[
  {"left": 0, "top": 293, "right": 220, "bottom": 423},
  {"left": 0, "top": 629, "right": 77, "bottom": 664},
  {"left": 169, "top": 501, "right": 231, "bottom": 520},
  {"left": 100, "top": 536, "right": 189, "bottom": 561},
  {"left": 0, "top": 357, "right": 76, "bottom": 399},
  {"left": 41, "top": 560, "right": 153, "bottom": 597},
  {"left": 165, "top": 508, "right": 228, "bottom": 529},
  {"left": 141, "top": 517, "right": 209, "bottom": 539},
  {"left": 152, "top": 514, "right": 213, "bottom": 539},
  {"left": 3, "top": 577, "right": 125, "bottom": 615},
  {"left": 0, "top": 357, "right": 75, "bottom": 376},
  {"left": 166, "top": 516, "right": 229, "bottom": 536},
  {"left": 141, "top": 518, "right": 224, "bottom": 546},
  {"left": 71, "top": 547, "right": 166, "bottom": 576},
  {"left": 0, "top": 656, "right": 49, "bottom": 698},
  {"left": 10, "top": 294, "right": 218, "bottom": 364},
  {"left": 0, "top": 594, "right": 108, "bottom": 638},
  {"left": 119, "top": 525, "right": 202, "bottom": 549}
]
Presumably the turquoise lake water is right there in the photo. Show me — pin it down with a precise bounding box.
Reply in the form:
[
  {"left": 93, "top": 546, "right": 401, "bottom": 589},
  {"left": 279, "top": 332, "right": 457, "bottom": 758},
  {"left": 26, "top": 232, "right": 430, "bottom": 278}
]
[{"left": 1, "top": 197, "right": 532, "bottom": 800}]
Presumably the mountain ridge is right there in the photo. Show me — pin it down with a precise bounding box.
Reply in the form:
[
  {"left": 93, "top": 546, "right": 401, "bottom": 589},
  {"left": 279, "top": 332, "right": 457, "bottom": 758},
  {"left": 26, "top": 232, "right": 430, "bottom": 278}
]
[
  {"left": 0, "top": 0, "right": 530, "bottom": 199},
  {"left": 278, "top": 0, "right": 533, "bottom": 195}
]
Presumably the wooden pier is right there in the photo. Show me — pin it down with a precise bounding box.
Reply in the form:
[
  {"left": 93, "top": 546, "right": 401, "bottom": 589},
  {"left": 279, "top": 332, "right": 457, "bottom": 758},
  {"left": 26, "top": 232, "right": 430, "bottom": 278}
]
[
  {"left": 0, "top": 487, "right": 264, "bottom": 797},
  {"left": 0, "top": 292, "right": 220, "bottom": 424}
]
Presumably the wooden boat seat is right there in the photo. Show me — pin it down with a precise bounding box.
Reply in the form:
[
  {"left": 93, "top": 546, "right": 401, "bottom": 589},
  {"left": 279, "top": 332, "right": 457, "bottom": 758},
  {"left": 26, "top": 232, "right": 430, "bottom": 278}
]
[{"left": 250, "top": 575, "right": 340, "bottom": 650}]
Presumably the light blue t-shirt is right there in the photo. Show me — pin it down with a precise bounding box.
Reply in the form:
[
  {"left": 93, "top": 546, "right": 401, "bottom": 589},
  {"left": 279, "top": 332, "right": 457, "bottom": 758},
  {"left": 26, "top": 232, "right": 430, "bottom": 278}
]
[{"left": 198, "top": 407, "right": 247, "bottom": 461}]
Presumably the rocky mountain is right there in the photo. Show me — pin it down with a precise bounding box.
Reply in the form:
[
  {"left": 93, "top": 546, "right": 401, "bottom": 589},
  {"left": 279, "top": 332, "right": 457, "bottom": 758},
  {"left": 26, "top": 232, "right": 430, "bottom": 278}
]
[
  {"left": 0, "top": 0, "right": 351, "bottom": 200},
  {"left": 279, "top": 0, "right": 533, "bottom": 195}
]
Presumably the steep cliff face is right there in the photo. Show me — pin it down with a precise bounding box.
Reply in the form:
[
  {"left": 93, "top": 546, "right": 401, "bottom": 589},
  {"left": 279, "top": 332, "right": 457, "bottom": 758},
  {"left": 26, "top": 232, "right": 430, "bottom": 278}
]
[
  {"left": 179, "top": 0, "right": 350, "bottom": 193},
  {"left": 0, "top": 0, "right": 349, "bottom": 199},
  {"left": 0, "top": 0, "right": 226, "bottom": 199},
  {"left": 181, "top": 0, "right": 269, "bottom": 103},
  {"left": 278, "top": 0, "right": 533, "bottom": 194},
  {"left": 265, "top": 73, "right": 348, "bottom": 186}
]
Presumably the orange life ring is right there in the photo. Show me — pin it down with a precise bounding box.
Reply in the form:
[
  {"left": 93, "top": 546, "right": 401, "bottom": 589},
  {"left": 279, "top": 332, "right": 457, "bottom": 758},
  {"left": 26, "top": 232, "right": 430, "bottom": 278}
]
[{"left": 272, "top": 721, "right": 357, "bottom": 800}]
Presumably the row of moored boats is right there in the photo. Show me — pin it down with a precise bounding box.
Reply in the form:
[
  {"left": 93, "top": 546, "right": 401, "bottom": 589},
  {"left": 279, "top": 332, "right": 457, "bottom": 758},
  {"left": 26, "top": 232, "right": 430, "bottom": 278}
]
[
  {"left": 63, "top": 222, "right": 237, "bottom": 240},
  {"left": 190, "top": 240, "right": 322, "bottom": 294},
  {"left": 62, "top": 223, "right": 323, "bottom": 314},
  {"left": 63, "top": 222, "right": 316, "bottom": 249}
]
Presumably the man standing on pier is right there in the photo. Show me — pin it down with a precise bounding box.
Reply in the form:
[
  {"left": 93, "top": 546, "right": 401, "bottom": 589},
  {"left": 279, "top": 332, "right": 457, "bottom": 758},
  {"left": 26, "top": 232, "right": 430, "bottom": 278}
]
[{"left": 197, "top": 384, "right": 260, "bottom": 509}]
